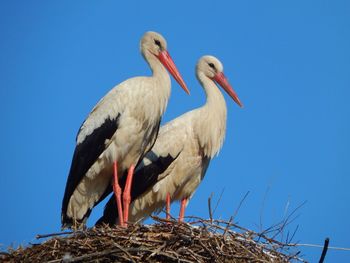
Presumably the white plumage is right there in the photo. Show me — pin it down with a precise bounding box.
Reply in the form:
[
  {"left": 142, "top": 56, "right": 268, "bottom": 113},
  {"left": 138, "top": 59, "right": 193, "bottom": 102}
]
[
  {"left": 97, "top": 55, "right": 242, "bottom": 225},
  {"left": 61, "top": 31, "right": 189, "bottom": 228}
]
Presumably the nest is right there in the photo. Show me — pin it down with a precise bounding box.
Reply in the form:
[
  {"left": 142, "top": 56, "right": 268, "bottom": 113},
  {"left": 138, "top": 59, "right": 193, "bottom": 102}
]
[{"left": 1, "top": 216, "right": 305, "bottom": 263}]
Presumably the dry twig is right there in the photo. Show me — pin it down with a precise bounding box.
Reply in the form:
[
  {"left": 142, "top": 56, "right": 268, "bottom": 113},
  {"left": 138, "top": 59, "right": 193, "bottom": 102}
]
[{"left": 1, "top": 216, "right": 307, "bottom": 263}]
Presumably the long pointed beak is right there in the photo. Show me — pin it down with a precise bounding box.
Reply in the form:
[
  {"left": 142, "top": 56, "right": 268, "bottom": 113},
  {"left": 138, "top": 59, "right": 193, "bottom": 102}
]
[
  {"left": 213, "top": 72, "right": 243, "bottom": 107},
  {"left": 157, "top": 50, "right": 190, "bottom": 95}
]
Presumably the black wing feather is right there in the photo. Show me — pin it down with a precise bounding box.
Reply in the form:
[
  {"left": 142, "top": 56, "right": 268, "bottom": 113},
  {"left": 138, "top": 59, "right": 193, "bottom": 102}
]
[{"left": 61, "top": 113, "right": 120, "bottom": 226}]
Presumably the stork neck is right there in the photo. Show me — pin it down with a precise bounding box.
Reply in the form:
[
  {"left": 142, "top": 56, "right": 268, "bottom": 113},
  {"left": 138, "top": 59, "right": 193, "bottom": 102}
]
[
  {"left": 142, "top": 49, "right": 171, "bottom": 116},
  {"left": 196, "top": 71, "right": 228, "bottom": 157},
  {"left": 143, "top": 50, "right": 171, "bottom": 85},
  {"left": 197, "top": 72, "right": 227, "bottom": 117}
]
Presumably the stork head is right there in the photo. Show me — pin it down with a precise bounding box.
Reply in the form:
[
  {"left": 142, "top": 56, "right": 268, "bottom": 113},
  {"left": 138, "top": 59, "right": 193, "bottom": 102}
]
[
  {"left": 140, "top": 31, "right": 189, "bottom": 94},
  {"left": 141, "top": 31, "right": 168, "bottom": 56},
  {"left": 197, "top": 55, "right": 242, "bottom": 107}
]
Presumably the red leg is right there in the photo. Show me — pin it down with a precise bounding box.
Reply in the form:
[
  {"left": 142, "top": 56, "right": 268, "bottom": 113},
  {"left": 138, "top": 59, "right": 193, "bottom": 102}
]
[
  {"left": 112, "top": 161, "right": 125, "bottom": 227},
  {"left": 123, "top": 165, "right": 135, "bottom": 225},
  {"left": 179, "top": 197, "right": 188, "bottom": 222},
  {"left": 166, "top": 193, "right": 171, "bottom": 220}
]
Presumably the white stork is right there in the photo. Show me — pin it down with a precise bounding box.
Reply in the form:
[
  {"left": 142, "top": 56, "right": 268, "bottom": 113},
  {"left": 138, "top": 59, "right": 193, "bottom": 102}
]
[
  {"left": 96, "top": 55, "right": 242, "bottom": 225},
  {"left": 61, "top": 31, "right": 189, "bottom": 228}
]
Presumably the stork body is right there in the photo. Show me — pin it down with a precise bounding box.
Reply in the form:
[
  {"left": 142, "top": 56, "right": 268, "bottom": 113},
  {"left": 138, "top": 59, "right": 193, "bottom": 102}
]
[
  {"left": 61, "top": 31, "right": 189, "bottom": 228},
  {"left": 97, "top": 55, "right": 242, "bottom": 225}
]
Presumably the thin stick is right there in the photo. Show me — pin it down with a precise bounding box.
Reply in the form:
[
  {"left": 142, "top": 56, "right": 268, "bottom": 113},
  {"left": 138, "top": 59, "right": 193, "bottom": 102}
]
[
  {"left": 232, "top": 191, "right": 250, "bottom": 221},
  {"left": 208, "top": 193, "right": 213, "bottom": 223},
  {"left": 259, "top": 186, "right": 270, "bottom": 232},
  {"left": 295, "top": 243, "right": 350, "bottom": 251},
  {"left": 36, "top": 231, "right": 74, "bottom": 239},
  {"left": 114, "top": 242, "right": 136, "bottom": 263},
  {"left": 319, "top": 238, "right": 329, "bottom": 263},
  {"left": 213, "top": 188, "right": 225, "bottom": 216}
]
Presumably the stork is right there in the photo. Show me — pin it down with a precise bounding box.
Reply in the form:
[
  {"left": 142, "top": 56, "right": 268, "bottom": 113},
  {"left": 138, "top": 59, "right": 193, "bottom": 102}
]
[
  {"left": 61, "top": 31, "right": 189, "bottom": 228},
  {"left": 96, "top": 55, "right": 242, "bottom": 225}
]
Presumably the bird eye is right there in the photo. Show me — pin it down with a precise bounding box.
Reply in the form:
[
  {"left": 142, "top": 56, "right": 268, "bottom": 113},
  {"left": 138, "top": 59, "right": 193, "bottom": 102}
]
[
  {"left": 208, "top": 63, "right": 215, "bottom": 69},
  {"left": 154, "top": 39, "right": 162, "bottom": 47}
]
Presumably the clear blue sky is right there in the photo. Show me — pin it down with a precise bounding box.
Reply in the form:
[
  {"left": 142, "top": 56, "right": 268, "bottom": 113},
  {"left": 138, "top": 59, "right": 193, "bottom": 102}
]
[{"left": 1, "top": 1, "right": 349, "bottom": 261}]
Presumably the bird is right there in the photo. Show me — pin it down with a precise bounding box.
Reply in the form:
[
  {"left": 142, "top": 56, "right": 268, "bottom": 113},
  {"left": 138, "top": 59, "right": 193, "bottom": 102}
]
[
  {"left": 61, "top": 31, "right": 189, "bottom": 229},
  {"left": 96, "top": 55, "right": 242, "bottom": 225}
]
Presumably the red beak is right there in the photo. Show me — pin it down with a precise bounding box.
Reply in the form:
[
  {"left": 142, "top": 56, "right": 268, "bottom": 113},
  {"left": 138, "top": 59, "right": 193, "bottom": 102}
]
[
  {"left": 213, "top": 72, "right": 243, "bottom": 107},
  {"left": 157, "top": 50, "right": 190, "bottom": 95}
]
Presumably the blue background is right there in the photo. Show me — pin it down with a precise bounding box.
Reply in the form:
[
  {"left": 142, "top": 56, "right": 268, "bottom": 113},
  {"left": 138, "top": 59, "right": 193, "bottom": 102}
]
[{"left": 1, "top": 1, "right": 349, "bottom": 261}]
